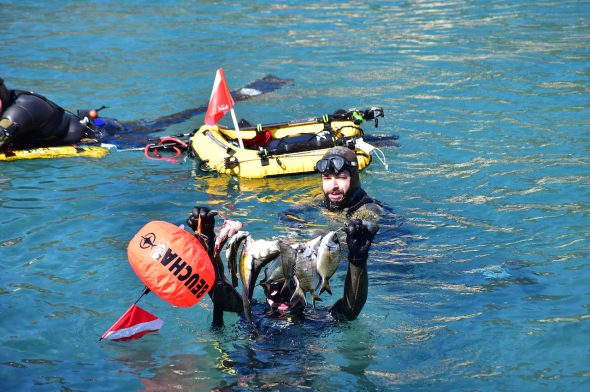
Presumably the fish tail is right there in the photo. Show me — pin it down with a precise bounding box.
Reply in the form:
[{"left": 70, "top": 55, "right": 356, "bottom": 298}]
[
  {"left": 320, "top": 279, "right": 333, "bottom": 296},
  {"left": 242, "top": 295, "right": 252, "bottom": 322},
  {"left": 311, "top": 293, "right": 322, "bottom": 309},
  {"left": 289, "top": 277, "right": 307, "bottom": 308}
]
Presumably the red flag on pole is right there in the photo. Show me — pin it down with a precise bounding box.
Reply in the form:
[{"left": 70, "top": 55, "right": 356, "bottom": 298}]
[
  {"left": 203, "top": 68, "right": 244, "bottom": 148},
  {"left": 100, "top": 304, "right": 163, "bottom": 341},
  {"left": 204, "top": 68, "right": 235, "bottom": 126}
]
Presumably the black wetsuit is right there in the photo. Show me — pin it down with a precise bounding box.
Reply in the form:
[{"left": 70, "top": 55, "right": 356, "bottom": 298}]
[{"left": 1, "top": 90, "right": 94, "bottom": 149}]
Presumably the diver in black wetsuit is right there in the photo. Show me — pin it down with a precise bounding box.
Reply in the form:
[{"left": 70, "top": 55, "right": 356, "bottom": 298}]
[
  {"left": 185, "top": 146, "right": 380, "bottom": 325},
  {"left": 0, "top": 75, "right": 293, "bottom": 151},
  {"left": 0, "top": 77, "right": 103, "bottom": 150}
]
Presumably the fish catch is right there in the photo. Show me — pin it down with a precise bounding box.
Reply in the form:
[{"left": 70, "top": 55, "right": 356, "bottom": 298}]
[
  {"left": 265, "top": 232, "right": 341, "bottom": 310},
  {"left": 224, "top": 230, "right": 342, "bottom": 319}
]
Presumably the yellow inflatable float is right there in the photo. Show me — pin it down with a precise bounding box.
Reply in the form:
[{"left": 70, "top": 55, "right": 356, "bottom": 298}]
[
  {"left": 0, "top": 145, "right": 109, "bottom": 161},
  {"left": 188, "top": 108, "right": 383, "bottom": 178}
]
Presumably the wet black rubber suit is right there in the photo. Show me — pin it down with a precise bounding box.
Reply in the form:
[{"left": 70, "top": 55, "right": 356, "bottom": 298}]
[
  {"left": 0, "top": 78, "right": 98, "bottom": 149},
  {"left": 185, "top": 146, "right": 380, "bottom": 326}
]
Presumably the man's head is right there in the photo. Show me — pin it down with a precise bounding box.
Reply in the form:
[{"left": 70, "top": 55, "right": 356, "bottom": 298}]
[{"left": 316, "top": 146, "right": 361, "bottom": 209}]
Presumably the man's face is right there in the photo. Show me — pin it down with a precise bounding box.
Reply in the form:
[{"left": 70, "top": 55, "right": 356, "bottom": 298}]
[{"left": 322, "top": 169, "right": 352, "bottom": 203}]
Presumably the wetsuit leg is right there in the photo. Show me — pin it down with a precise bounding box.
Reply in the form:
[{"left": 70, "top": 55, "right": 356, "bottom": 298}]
[{"left": 62, "top": 116, "right": 88, "bottom": 143}]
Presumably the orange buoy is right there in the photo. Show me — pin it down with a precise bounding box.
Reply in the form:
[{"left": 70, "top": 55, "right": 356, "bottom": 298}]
[{"left": 127, "top": 221, "right": 215, "bottom": 307}]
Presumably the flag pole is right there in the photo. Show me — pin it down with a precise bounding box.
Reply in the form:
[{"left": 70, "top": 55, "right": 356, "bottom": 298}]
[
  {"left": 134, "top": 286, "right": 151, "bottom": 304},
  {"left": 229, "top": 108, "right": 244, "bottom": 149}
]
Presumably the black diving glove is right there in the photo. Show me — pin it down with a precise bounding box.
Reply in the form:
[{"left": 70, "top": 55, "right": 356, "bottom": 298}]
[
  {"left": 344, "top": 219, "right": 379, "bottom": 266},
  {"left": 186, "top": 206, "right": 218, "bottom": 240}
]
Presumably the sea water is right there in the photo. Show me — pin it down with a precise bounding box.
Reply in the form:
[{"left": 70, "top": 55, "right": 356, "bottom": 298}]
[{"left": 1, "top": 1, "right": 589, "bottom": 391}]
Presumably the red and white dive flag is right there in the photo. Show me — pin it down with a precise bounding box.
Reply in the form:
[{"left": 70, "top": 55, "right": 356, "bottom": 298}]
[
  {"left": 204, "top": 68, "right": 235, "bottom": 126},
  {"left": 100, "top": 304, "right": 163, "bottom": 341}
]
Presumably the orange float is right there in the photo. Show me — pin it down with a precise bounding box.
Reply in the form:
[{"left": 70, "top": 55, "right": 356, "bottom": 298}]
[{"left": 127, "top": 221, "right": 215, "bottom": 307}]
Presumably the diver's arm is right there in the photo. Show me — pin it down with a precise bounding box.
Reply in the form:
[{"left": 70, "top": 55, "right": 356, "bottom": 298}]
[
  {"left": 187, "top": 207, "right": 225, "bottom": 327},
  {"left": 330, "top": 254, "right": 369, "bottom": 321},
  {"left": 330, "top": 219, "right": 379, "bottom": 321},
  {"left": 349, "top": 202, "right": 384, "bottom": 223},
  {"left": 186, "top": 207, "right": 245, "bottom": 326}
]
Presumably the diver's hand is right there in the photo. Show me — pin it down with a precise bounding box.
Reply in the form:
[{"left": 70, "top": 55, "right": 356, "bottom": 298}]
[
  {"left": 344, "top": 219, "right": 379, "bottom": 266},
  {"left": 214, "top": 219, "right": 243, "bottom": 258},
  {"left": 186, "top": 206, "right": 218, "bottom": 240}
]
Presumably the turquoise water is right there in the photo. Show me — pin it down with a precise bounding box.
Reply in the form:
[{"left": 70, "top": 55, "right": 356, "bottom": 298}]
[{"left": 2, "top": 0, "right": 590, "bottom": 390}]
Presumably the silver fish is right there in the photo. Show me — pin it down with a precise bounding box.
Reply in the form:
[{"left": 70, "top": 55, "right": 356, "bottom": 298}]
[
  {"left": 278, "top": 240, "right": 297, "bottom": 296},
  {"left": 249, "top": 239, "right": 281, "bottom": 261},
  {"left": 315, "top": 231, "right": 341, "bottom": 295},
  {"left": 290, "top": 235, "right": 323, "bottom": 308},
  {"left": 262, "top": 253, "right": 286, "bottom": 284},
  {"left": 225, "top": 231, "right": 250, "bottom": 288},
  {"left": 239, "top": 237, "right": 281, "bottom": 320}
]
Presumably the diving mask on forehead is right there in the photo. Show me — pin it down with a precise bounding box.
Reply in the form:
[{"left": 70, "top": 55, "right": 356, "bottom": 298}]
[{"left": 315, "top": 155, "right": 358, "bottom": 175}]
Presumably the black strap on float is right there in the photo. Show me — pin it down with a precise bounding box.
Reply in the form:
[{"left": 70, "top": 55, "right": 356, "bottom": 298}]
[
  {"left": 199, "top": 159, "right": 214, "bottom": 172},
  {"left": 186, "top": 129, "right": 198, "bottom": 159},
  {"left": 257, "top": 147, "right": 270, "bottom": 166},
  {"left": 224, "top": 148, "right": 239, "bottom": 169},
  {"left": 322, "top": 113, "right": 331, "bottom": 133},
  {"left": 322, "top": 113, "right": 343, "bottom": 141},
  {"left": 256, "top": 124, "right": 274, "bottom": 166}
]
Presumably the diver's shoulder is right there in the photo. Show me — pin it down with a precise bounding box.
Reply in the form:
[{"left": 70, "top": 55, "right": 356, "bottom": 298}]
[{"left": 349, "top": 201, "right": 384, "bottom": 222}]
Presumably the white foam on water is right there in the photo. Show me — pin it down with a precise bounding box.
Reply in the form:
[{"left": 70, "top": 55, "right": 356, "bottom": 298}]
[{"left": 239, "top": 88, "right": 262, "bottom": 96}]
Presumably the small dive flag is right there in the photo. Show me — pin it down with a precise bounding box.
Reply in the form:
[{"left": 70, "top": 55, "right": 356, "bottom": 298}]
[
  {"left": 100, "top": 304, "right": 163, "bottom": 342},
  {"left": 204, "top": 68, "right": 244, "bottom": 148},
  {"left": 204, "top": 68, "right": 235, "bottom": 126}
]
